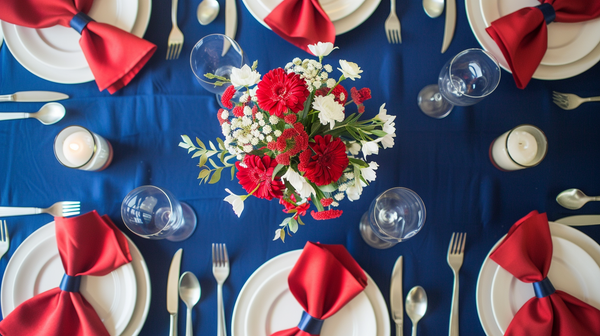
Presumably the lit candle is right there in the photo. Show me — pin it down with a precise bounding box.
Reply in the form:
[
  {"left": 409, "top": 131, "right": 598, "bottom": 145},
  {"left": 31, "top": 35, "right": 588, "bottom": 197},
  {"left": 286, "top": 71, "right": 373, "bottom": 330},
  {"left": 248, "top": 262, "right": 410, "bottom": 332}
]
[
  {"left": 62, "top": 131, "right": 94, "bottom": 167},
  {"left": 507, "top": 131, "right": 538, "bottom": 165}
]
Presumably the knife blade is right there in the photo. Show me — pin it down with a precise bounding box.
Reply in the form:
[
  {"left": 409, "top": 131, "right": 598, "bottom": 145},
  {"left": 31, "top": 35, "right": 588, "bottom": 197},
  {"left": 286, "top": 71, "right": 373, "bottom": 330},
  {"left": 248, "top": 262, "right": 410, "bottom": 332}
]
[
  {"left": 167, "top": 248, "right": 183, "bottom": 336},
  {"left": 0, "top": 91, "right": 69, "bottom": 102},
  {"left": 441, "top": 0, "right": 456, "bottom": 53},
  {"left": 555, "top": 215, "right": 600, "bottom": 226},
  {"left": 222, "top": 0, "right": 237, "bottom": 56},
  {"left": 390, "top": 255, "right": 403, "bottom": 336}
]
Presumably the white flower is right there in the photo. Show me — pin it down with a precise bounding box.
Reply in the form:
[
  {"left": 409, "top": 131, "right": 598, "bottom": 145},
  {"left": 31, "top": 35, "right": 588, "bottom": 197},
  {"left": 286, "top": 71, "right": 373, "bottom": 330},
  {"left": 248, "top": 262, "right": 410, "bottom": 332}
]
[
  {"left": 282, "top": 169, "right": 315, "bottom": 199},
  {"left": 262, "top": 125, "right": 272, "bottom": 134},
  {"left": 361, "top": 161, "right": 379, "bottom": 182},
  {"left": 230, "top": 64, "right": 261, "bottom": 88},
  {"left": 224, "top": 188, "right": 244, "bottom": 217},
  {"left": 346, "top": 180, "right": 364, "bottom": 201},
  {"left": 312, "top": 94, "right": 345, "bottom": 130},
  {"left": 269, "top": 115, "right": 280, "bottom": 124},
  {"left": 379, "top": 133, "right": 395, "bottom": 149},
  {"left": 376, "top": 103, "right": 395, "bottom": 123},
  {"left": 273, "top": 229, "right": 282, "bottom": 241},
  {"left": 334, "top": 193, "right": 345, "bottom": 201},
  {"left": 308, "top": 42, "right": 338, "bottom": 57},
  {"left": 326, "top": 78, "right": 336, "bottom": 88},
  {"left": 383, "top": 118, "right": 396, "bottom": 135},
  {"left": 243, "top": 106, "right": 253, "bottom": 116},
  {"left": 361, "top": 140, "right": 380, "bottom": 159},
  {"left": 347, "top": 141, "right": 361, "bottom": 155},
  {"left": 338, "top": 60, "right": 362, "bottom": 80},
  {"left": 274, "top": 130, "right": 282, "bottom": 137}
]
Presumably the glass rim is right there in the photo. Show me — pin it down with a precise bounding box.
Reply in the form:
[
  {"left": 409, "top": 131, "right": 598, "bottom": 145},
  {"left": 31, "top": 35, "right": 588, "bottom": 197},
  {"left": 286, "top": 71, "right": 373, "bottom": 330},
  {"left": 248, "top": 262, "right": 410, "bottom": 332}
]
[
  {"left": 370, "top": 187, "right": 427, "bottom": 240},
  {"left": 53, "top": 125, "right": 98, "bottom": 169},
  {"left": 189, "top": 33, "right": 245, "bottom": 85},
  {"left": 121, "top": 185, "right": 179, "bottom": 237},
  {"left": 504, "top": 124, "right": 548, "bottom": 168},
  {"left": 447, "top": 48, "right": 501, "bottom": 100}
]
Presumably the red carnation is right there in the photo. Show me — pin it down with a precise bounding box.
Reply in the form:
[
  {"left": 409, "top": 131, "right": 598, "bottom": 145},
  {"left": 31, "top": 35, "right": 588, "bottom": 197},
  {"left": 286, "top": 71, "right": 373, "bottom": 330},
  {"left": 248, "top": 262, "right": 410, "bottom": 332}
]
[
  {"left": 284, "top": 114, "right": 297, "bottom": 124},
  {"left": 235, "top": 155, "right": 284, "bottom": 200},
  {"left": 320, "top": 198, "right": 334, "bottom": 207},
  {"left": 311, "top": 209, "right": 343, "bottom": 220},
  {"left": 256, "top": 68, "right": 309, "bottom": 117},
  {"left": 221, "top": 85, "right": 236, "bottom": 109},
  {"left": 351, "top": 87, "right": 371, "bottom": 105},
  {"left": 233, "top": 105, "right": 244, "bottom": 117},
  {"left": 267, "top": 122, "right": 309, "bottom": 166},
  {"left": 280, "top": 195, "right": 310, "bottom": 219},
  {"left": 217, "top": 108, "right": 228, "bottom": 125},
  {"left": 298, "top": 134, "right": 349, "bottom": 186},
  {"left": 316, "top": 85, "right": 348, "bottom": 105}
]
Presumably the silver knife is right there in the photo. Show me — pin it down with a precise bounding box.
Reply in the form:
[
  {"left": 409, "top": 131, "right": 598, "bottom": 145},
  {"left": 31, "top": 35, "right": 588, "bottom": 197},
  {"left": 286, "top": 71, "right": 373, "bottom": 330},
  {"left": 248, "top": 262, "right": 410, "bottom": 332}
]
[
  {"left": 441, "top": 0, "right": 456, "bottom": 53},
  {"left": 167, "top": 248, "right": 183, "bottom": 336},
  {"left": 222, "top": 0, "right": 237, "bottom": 56},
  {"left": 555, "top": 215, "right": 600, "bottom": 226},
  {"left": 390, "top": 255, "right": 403, "bottom": 336},
  {"left": 0, "top": 91, "right": 69, "bottom": 102}
]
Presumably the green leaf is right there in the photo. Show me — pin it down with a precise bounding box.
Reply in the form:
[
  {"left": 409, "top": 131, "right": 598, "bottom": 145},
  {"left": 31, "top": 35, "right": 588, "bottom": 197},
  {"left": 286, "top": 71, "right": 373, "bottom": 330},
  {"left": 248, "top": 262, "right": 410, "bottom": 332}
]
[
  {"left": 289, "top": 218, "right": 298, "bottom": 233},
  {"left": 199, "top": 153, "right": 209, "bottom": 168},
  {"left": 178, "top": 141, "right": 190, "bottom": 149},
  {"left": 196, "top": 137, "right": 206, "bottom": 149},
  {"left": 349, "top": 158, "right": 369, "bottom": 168},
  {"left": 208, "top": 158, "right": 221, "bottom": 168},
  {"left": 198, "top": 169, "right": 210, "bottom": 179},
  {"left": 370, "top": 129, "right": 388, "bottom": 137},
  {"left": 181, "top": 135, "right": 194, "bottom": 147},
  {"left": 251, "top": 60, "right": 258, "bottom": 71},
  {"left": 209, "top": 141, "right": 217, "bottom": 151},
  {"left": 280, "top": 228, "right": 286, "bottom": 242},
  {"left": 319, "top": 183, "right": 337, "bottom": 192},
  {"left": 230, "top": 165, "right": 236, "bottom": 180},
  {"left": 272, "top": 164, "right": 285, "bottom": 180},
  {"left": 191, "top": 150, "right": 202, "bottom": 159},
  {"left": 217, "top": 138, "right": 226, "bottom": 150},
  {"left": 281, "top": 217, "right": 292, "bottom": 226},
  {"left": 298, "top": 216, "right": 305, "bottom": 225},
  {"left": 209, "top": 168, "right": 222, "bottom": 184}
]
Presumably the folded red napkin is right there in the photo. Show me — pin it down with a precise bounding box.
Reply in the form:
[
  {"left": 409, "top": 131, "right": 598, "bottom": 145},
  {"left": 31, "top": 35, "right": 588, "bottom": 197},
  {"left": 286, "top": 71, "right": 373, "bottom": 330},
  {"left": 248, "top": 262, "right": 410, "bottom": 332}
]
[
  {"left": 485, "top": 0, "right": 600, "bottom": 89},
  {"left": 264, "top": 0, "right": 335, "bottom": 53},
  {"left": 270, "top": 242, "right": 367, "bottom": 336},
  {"left": 0, "top": 0, "right": 156, "bottom": 93},
  {"left": 0, "top": 210, "right": 132, "bottom": 336},
  {"left": 490, "top": 211, "right": 600, "bottom": 336}
]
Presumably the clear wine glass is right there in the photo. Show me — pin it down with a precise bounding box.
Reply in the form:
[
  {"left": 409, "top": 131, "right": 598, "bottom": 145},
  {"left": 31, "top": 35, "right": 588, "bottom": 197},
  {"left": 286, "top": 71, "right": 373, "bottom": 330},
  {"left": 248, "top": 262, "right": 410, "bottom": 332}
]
[
  {"left": 418, "top": 48, "right": 501, "bottom": 119},
  {"left": 121, "top": 185, "right": 197, "bottom": 242},
  {"left": 359, "top": 187, "right": 426, "bottom": 249},
  {"left": 190, "top": 33, "right": 248, "bottom": 106}
]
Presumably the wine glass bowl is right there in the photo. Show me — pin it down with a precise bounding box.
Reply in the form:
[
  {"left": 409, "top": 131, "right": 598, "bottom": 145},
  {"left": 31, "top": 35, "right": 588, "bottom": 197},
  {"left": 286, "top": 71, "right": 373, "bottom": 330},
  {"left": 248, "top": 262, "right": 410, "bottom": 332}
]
[
  {"left": 418, "top": 48, "right": 501, "bottom": 118},
  {"left": 121, "top": 185, "right": 197, "bottom": 242},
  {"left": 360, "top": 187, "right": 426, "bottom": 249}
]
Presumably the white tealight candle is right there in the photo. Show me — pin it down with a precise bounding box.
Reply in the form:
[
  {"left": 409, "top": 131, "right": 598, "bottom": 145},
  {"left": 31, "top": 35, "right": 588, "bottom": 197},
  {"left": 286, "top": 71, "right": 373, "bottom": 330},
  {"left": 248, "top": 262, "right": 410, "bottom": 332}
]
[
  {"left": 62, "top": 131, "right": 94, "bottom": 167},
  {"left": 507, "top": 130, "right": 538, "bottom": 165}
]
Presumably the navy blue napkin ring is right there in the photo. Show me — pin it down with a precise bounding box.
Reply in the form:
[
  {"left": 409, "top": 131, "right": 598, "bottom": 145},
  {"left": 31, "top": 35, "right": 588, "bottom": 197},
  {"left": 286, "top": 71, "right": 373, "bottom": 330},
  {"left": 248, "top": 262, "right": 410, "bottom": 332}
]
[
  {"left": 70, "top": 12, "right": 95, "bottom": 34},
  {"left": 536, "top": 3, "right": 556, "bottom": 25},
  {"left": 298, "top": 311, "right": 324, "bottom": 335},
  {"left": 60, "top": 274, "right": 82, "bottom": 292},
  {"left": 533, "top": 277, "right": 555, "bottom": 298}
]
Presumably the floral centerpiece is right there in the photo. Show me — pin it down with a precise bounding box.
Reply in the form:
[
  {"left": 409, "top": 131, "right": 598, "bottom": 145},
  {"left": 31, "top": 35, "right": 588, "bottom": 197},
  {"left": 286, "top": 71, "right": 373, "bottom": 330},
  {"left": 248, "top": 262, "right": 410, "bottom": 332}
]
[{"left": 180, "top": 42, "right": 396, "bottom": 242}]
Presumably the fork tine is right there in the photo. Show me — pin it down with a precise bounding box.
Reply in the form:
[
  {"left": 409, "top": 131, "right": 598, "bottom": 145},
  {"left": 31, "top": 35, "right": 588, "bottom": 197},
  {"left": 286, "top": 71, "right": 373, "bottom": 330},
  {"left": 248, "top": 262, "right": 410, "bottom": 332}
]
[
  {"left": 1, "top": 220, "right": 5, "bottom": 241},
  {"left": 223, "top": 244, "right": 228, "bottom": 264},
  {"left": 386, "top": 30, "right": 392, "bottom": 44},
  {"left": 61, "top": 201, "right": 80, "bottom": 206},
  {"left": 176, "top": 44, "right": 182, "bottom": 59},
  {"left": 212, "top": 243, "right": 216, "bottom": 264},
  {"left": 460, "top": 233, "right": 466, "bottom": 253},
  {"left": 448, "top": 232, "right": 456, "bottom": 253},
  {"left": 3, "top": 220, "right": 7, "bottom": 244}
]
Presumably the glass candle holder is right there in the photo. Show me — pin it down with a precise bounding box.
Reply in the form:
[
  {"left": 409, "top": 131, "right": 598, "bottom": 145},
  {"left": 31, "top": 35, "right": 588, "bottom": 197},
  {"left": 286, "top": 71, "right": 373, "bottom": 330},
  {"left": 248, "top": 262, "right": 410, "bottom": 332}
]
[
  {"left": 54, "top": 126, "right": 113, "bottom": 171},
  {"left": 490, "top": 124, "right": 548, "bottom": 171}
]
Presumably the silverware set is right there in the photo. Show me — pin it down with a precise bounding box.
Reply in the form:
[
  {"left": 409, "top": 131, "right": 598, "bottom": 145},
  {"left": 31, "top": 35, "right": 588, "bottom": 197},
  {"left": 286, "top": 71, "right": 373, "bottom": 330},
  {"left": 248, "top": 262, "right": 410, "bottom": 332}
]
[{"left": 552, "top": 91, "right": 600, "bottom": 110}]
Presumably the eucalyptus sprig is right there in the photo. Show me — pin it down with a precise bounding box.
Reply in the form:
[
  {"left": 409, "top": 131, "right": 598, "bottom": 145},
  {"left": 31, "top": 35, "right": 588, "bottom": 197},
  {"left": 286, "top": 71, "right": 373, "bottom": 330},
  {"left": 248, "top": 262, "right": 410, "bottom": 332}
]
[{"left": 179, "top": 135, "right": 237, "bottom": 184}]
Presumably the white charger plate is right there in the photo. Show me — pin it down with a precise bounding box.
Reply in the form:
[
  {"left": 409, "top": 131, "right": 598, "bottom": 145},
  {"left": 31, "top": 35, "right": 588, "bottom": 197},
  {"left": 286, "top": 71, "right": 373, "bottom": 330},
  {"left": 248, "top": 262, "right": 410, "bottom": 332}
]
[
  {"left": 232, "top": 250, "right": 390, "bottom": 336},
  {"left": 1, "top": 222, "right": 136, "bottom": 336},
  {"left": 0, "top": 0, "right": 151, "bottom": 84},
  {"left": 490, "top": 236, "right": 600, "bottom": 334},
  {"left": 465, "top": 0, "right": 600, "bottom": 80},
  {"left": 476, "top": 222, "right": 600, "bottom": 336},
  {"left": 243, "top": 0, "right": 381, "bottom": 36},
  {"left": 14, "top": 0, "right": 139, "bottom": 70},
  {"left": 256, "top": 0, "right": 365, "bottom": 22},
  {"left": 480, "top": 0, "right": 600, "bottom": 66}
]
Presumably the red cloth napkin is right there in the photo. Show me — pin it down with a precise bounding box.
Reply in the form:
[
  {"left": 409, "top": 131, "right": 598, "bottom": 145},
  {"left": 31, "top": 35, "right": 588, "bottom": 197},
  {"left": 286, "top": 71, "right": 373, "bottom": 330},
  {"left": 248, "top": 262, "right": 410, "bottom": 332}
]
[
  {"left": 490, "top": 211, "right": 600, "bottom": 336},
  {"left": 0, "top": 0, "right": 156, "bottom": 93},
  {"left": 485, "top": 0, "right": 600, "bottom": 89},
  {"left": 0, "top": 210, "right": 132, "bottom": 336},
  {"left": 264, "top": 0, "right": 335, "bottom": 54},
  {"left": 270, "top": 242, "right": 368, "bottom": 336}
]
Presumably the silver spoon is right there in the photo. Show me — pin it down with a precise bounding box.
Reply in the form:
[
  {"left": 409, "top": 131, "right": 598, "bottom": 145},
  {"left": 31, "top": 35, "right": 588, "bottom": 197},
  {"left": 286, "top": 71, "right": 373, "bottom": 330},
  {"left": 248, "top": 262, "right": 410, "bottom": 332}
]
[
  {"left": 179, "top": 271, "right": 201, "bottom": 336},
  {"left": 0, "top": 102, "right": 66, "bottom": 125},
  {"left": 423, "top": 0, "right": 444, "bottom": 18},
  {"left": 556, "top": 188, "right": 600, "bottom": 210},
  {"left": 197, "top": 0, "right": 219, "bottom": 25},
  {"left": 406, "top": 286, "right": 428, "bottom": 336}
]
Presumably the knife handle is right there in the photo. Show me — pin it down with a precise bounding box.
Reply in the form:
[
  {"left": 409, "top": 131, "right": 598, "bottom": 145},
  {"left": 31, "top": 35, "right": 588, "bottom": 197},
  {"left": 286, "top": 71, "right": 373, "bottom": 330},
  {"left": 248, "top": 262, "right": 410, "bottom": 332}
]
[
  {"left": 169, "top": 313, "right": 178, "bottom": 336},
  {"left": 0, "top": 206, "right": 41, "bottom": 217},
  {"left": 0, "top": 112, "right": 29, "bottom": 122},
  {"left": 0, "top": 94, "right": 15, "bottom": 102}
]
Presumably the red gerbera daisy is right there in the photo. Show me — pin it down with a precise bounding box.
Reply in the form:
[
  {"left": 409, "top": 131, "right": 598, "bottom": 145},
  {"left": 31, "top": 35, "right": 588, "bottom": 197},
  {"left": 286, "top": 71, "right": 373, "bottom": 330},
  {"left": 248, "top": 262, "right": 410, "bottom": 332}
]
[
  {"left": 298, "top": 134, "right": 349, "bottom": 186},
  {"left": 221, "top": 85, "right": 236, "bottom": 109},
  {"left": 256, "top": 68, "right": 309, "bottom": 117},
  {"left": 311, "top": 209, "right": 343, "bottom": 220},
  {"left": 235, "top": 155, "right": 284, "bottom": 200},
  {"left": 315, "top": 85, "right": 348, "bottom": 105}
]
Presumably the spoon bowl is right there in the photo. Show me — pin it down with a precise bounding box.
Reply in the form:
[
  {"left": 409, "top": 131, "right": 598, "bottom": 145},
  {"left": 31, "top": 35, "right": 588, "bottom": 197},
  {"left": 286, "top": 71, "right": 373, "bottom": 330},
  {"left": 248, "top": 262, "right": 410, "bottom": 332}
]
[
  {"left": 556, "top": 188, "right": 600, "bottom": 210},
  {"left": 32, "top": 103, "right": 66, "bottom": 125},
  {"left": 179, "top": 271, "right": 201, "bottom": 336},
  {"left": 197, "top": 0, "right": 219, "bottom": 25},
  {"left": 423, "top": 0, "right": 444, "bottom": 18},
  {"left": 406, "top": 285, "right": 428, "bottom": 336}
]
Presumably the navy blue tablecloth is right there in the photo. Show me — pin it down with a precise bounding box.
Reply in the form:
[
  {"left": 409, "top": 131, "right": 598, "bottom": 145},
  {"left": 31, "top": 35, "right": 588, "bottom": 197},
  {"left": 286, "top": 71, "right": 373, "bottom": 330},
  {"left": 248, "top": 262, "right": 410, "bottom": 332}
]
[{"left": 1, "top": 0, "right": 600, "bottom": 335}]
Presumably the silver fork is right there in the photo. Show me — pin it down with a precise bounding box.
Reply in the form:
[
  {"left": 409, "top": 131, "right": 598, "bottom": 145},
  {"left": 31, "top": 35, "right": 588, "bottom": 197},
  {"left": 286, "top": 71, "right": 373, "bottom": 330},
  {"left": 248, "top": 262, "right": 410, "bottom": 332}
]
[
  {"left": 552, "top": 91, "right": 600, "bottom": 110},
  {"left": 447, "top": 232, "right": 466, "bottom": 336},
  {"left": 166, "top": 0, "right": 184, "bottom": 60},
  {"left": 0, "top": 201, "right": 80, "bottom": 217},
  {"left": 212, "top": 243, "right": 230, "bottom": 336},
  {"left": 0, "top": 220, "right": 9, "bottom": 259},
  {"left": 385, "top": 0, "right": 402, "bottom": 44}
]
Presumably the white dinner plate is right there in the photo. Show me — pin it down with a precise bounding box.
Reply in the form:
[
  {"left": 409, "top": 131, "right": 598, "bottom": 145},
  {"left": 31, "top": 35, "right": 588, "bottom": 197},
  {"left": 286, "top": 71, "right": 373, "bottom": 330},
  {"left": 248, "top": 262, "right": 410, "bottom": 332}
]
[
  {"left": 257, "top": 0, "right": 365, "bottom": 22},
  {"left": 1, "top": 222, "right": 137, "bottom": 336},
  {"left": 490, "top": 236, "right": 600, "bottom": 334},
  {"left": 0, "top": 0, "right": 151, "bottom": 84},
  {"left": 0, "top": 24, "right": 3, "bottom": 49},
  {"left": 232, "top": 250, "right": 390, "bottom": 336},
  {"left": 465, "top": 0, "right": 600, "bottom": 80},
  {"left": 14, "top": 0, "right": 139, "bottom": 70},
  {"left": 480, "top": 0, "right": 600, "bottom": 66},
  {"left": 242, "top": 0, "right": 381, "bottom": 36},
  {"left": 476, "top": 222, "right": 600, "bottom": 336}
]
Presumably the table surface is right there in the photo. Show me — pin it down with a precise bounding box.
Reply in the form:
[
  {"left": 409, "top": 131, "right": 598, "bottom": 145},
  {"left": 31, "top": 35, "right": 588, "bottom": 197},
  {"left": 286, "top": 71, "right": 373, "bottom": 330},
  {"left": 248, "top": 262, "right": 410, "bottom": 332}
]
[{"left": 1, "top": 0, "right": 600, "bottom": 335}]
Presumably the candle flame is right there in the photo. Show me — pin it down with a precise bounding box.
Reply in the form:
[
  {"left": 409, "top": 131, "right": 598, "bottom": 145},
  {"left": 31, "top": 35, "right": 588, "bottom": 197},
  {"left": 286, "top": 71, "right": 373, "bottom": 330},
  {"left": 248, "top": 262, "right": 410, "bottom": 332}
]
[{"left": 69, "top": 143, "right": 81, "bottom": 151}]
